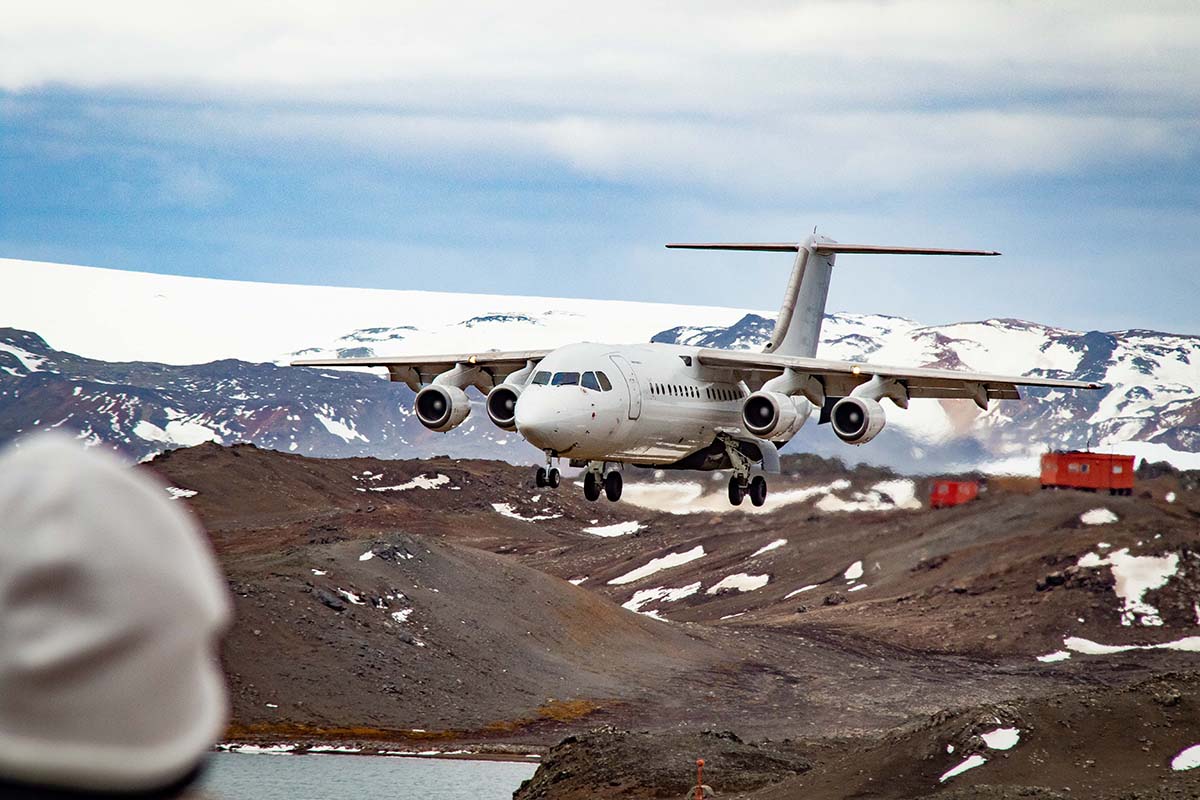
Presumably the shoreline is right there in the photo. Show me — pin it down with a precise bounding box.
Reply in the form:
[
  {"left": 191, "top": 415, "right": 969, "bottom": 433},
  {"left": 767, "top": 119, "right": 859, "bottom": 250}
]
[{"left": 215, "top": 742, "right": 543, "bottom": 764}]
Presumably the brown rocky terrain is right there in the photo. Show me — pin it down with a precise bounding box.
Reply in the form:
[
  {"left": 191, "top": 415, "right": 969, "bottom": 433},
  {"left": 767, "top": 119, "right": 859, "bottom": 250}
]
[{"left": 142, "top": 444, "right": 1200, "bottom": 797}]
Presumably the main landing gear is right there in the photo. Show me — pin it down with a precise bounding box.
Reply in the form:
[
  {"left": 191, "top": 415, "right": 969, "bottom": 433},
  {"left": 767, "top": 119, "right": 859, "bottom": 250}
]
[
  {"left": 719, "top": 434, "right": 767, "bottom": 507},
  {"left": 583, "top": 462, "right": 622, "bottom": 502},
  {"left": 728, "top": 474, "right": 767, "bottom": 507}
]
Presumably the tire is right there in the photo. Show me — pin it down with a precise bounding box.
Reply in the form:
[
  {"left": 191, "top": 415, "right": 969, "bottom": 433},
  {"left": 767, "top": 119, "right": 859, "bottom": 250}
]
[
  {"left": 548, "top": 468, "right": 561, "bottom": 488},
  {"left": 749, "top": 475, "right": 767, "bottom": 507},
  {"left": 584, "top": 472, "right": 601, "bottom": 502},
  {"left": 535, "top": 466, "right": 547, "bottom": 488},
  {"left": 728, "top": 476, "right": 744, "bottom": 506},
  {"left": 604, "top": 471, "right": 623, "bottom": 502}
]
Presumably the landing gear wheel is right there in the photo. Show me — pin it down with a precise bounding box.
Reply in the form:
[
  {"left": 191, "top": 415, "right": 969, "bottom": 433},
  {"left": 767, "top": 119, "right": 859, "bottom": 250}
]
[
  {"left": 535, "top": 466, "right": 547, "bottom": 488},
  {"left": 749, "top": 475, "right": 767, "bottom": 507},
  {"left": 604, "top": 471, "right": 623, "bottom": 502},
  {"left": 583, "top": 472, "right": 601, "bottom": 502},
  {"left": 547, "top": 468, "right": 561, "bottom": 488},
  {"left": 728, "top": 476, "right": 745, "bottom": 506}
]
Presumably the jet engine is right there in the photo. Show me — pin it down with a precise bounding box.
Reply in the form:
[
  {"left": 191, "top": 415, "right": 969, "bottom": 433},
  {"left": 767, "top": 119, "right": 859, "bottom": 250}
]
[
  {"left": 486, "top": 384, "right": 523, "bottom": 431},
  {"left": 414, "top": 384, "right": 471, "bottom": 432},
  {"left": 830, "top": 396, "right": 886, "bottom": 445},
  {"left": 742, "top": 392, "right": 813, "bottom": 440}
]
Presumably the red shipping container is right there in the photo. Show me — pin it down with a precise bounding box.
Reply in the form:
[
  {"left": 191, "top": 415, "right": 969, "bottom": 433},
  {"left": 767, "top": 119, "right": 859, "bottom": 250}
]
[
  {"left": 1040, "top": 451, "right": 1135, "bottom": 496},
  {"left": 930, "top": 480, "right": 979, "bottom": 509}
]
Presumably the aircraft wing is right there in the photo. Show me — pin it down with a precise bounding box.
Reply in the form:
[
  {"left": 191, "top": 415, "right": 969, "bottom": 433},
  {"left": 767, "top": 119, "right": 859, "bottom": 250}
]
[
  {"left": 695, "top": 349, "right": 1102, "bottom": 406},
  {"left": 291, "top": 350, "right": 551, "bottom": 390}
]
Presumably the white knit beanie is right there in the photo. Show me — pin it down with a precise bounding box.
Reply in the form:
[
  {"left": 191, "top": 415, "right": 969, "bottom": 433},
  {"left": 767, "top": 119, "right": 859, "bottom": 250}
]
[{"left": 0, "top": 435, "right": 232, "bottom": 792}]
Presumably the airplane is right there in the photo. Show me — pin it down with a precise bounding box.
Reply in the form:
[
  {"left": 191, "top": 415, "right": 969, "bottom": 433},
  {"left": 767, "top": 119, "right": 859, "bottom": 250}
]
[{"left": 292, "top": 234, "right": 1102, "bottom": 506}]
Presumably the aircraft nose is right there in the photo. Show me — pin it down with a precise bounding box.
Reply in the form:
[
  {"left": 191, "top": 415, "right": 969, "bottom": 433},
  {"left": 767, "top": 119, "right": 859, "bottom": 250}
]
[{"left": 515, "top": 388, "right": 577, "bottom": 453}]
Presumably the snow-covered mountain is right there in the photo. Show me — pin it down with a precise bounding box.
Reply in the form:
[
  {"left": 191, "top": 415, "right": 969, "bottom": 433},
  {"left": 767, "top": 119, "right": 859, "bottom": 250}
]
[{"left": 2, "top": 258, "right": 1197, "bottom": 472}]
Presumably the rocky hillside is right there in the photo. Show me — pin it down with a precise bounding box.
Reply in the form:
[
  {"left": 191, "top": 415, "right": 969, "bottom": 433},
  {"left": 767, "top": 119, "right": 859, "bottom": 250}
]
[{"left": 136, "top": 443, "right": 1200, "bottom": 798}]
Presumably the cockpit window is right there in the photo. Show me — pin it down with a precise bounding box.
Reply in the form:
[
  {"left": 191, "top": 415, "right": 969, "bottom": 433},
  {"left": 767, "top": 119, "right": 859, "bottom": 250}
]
[
  {"left": 531, "top": 370, "right": 551, "bottom": 385},
  {"left": 551, "top": 371, "right": 580, "bottom": 386},
  {"left": 596, "top": 371, "right": 612, "bottom": 391},
  {"left": 581, "top": 371, "right": 601, "bottom": 391}
]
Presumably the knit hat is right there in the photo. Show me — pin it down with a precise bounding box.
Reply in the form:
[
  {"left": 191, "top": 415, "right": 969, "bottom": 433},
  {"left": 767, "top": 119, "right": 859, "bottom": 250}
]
[{"left": 0, "top": 435, "right": 232, "bottom": 792}]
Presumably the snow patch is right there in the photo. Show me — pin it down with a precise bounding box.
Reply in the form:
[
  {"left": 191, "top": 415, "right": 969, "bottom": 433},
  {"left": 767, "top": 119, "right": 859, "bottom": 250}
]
[
  {"left": 369, "top": 473, "right": 450, "bottom": 492},
  {"left": 391, "top": 609, "right": 413, "bottom": 624},
  {"left": 492, "top": 502, "right": 562, "bottom": 522},
  {"left": 706, "top": 573, "right": 770, "bottom": 594},
  {"left": 359, "top": 550, "right": 375, "bottom": 561},
  {"left": 1036, "top": 651, "right": 1071, "bottom": 663},
  {"left": 583, "top": 520, "right": 645, "bottom": 537},
  {"left": 751, "top": 539, "right": 787, "bottom": 557},
  {"left": 843, "top": 561, "right": 864, "bottom": 581},
  {"left": 336, "top": 588, "right": 366, "bottom": 606},
  {"left": 939, "top": 754, "right": 986, "bottom": 782},
  {"left": 785, "top": 585, "right": 820, "bottom": 599},
  {"left": 164, "top": 486, "right": 197, "bottom": 500},
  {"left": 609, "top": 546, "right": 706, "bottom": 585},
  {"left": 315, "top": 413, "right": 369, "bottom": 443},
  {"left": 981, "top": 727, "right": 1020, "bottom": 750},
  {"left": 1064, "top": 635, "right": 1200, "bottom": 655},
  {"left": 1075, "top": 547, "right": 1180, "bottom": 626},
  {"left": 1080, "top": 508, "right": 1118, "bottom": 525},
  {"left": 622, "top": 582, "right": 702, "bottom": 616},
  {"left": 1171, "top": 744, "right": 1200, "bottom": 771}
]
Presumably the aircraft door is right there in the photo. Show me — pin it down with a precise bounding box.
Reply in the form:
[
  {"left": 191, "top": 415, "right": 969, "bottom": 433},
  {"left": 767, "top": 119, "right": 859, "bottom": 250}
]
[{"left": 608, "top": 354, "right": 642, "bottom": 420}]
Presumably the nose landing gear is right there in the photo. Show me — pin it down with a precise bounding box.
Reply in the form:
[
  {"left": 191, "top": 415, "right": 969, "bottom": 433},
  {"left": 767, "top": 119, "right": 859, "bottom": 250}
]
[{"left": 535, "top": 460, "right": 561, "bottom": 489}]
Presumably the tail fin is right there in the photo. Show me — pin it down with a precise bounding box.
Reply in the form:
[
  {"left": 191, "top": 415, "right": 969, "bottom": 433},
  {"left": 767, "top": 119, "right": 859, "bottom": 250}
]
[{"left": 666, "top": 236, "right": 999, "bottom": 358}]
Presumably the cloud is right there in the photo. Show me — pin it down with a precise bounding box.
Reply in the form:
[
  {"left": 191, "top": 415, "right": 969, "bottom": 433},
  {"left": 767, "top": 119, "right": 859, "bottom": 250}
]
[{"left": 3, "top": 2, "right": 1196, "bottom": 200}]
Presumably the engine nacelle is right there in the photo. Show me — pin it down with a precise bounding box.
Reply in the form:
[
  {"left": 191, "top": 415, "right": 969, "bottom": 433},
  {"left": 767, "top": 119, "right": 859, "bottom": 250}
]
[
  {"left": 486, "top": 383, "right": 523, "bottom": 431},
  {"left": 742, "top": 391, "right": 812, "bottom": 440},
  {"left": 414, "top": 384, "right": 471, "bottom": 432},
  {"left": 831, "top": 396, "right": 886, "bottom": 445}
]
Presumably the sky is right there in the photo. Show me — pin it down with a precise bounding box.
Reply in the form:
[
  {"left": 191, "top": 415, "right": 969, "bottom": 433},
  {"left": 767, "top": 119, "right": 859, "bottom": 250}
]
[{"left": 2, "top": 1, "right": 1198, "bottom": 334}]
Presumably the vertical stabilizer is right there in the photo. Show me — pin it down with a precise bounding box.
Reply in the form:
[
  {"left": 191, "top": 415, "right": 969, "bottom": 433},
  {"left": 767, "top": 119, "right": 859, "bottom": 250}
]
[
  {"left": 666, "top": 236, "right": 998, "bottom": 358},
  {"left": 762, "top": 235, "right": 834, "bottom": 358}
]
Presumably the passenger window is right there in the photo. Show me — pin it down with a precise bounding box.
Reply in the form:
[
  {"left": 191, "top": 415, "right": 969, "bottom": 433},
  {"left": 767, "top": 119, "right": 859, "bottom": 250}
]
[
  {"left": 552, "top": 372, "right": 580, "bottom": 386},
  {"left": 597, "top": 372, "right": 613, "bottom": 391},
  {"left": 1113, "top": 465, "right": 1123, "bottom": 474},
  {"left": 581, "top": 372, "right": 601, "bottom": 391},
  {"left": 1081, "top": 464, "right": 1090, "bottom": 474},
  {"left": 532, "top": 371, "right": 551, "bottom": 385}
]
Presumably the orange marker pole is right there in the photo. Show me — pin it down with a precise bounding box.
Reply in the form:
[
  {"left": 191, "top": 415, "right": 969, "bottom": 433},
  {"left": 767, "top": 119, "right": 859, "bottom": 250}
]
[{"left": 695, "top": 758, "right": 704, "bottom": 800}]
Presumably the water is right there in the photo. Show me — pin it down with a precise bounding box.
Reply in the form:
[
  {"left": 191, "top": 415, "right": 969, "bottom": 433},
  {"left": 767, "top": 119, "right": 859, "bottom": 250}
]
[{"left": 200, "top": 752, "right": 539, "bottom": 800}]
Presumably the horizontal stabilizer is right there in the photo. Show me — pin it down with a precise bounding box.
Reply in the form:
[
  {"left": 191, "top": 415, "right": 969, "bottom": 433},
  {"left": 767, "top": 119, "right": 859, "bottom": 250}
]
[
  {"left": 813, "top": 244, "right": 1000, "bottom": 256},
  {"left": 666, "top": 242, "right": 999, "bottom": 256},
  {"left": 665, "top": 242, "right": 801, "bottom": 252}
]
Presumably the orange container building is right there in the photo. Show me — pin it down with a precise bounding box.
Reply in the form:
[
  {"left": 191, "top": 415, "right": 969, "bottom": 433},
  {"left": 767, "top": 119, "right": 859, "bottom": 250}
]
[
  {"left": 930, "top": 480, "right": 980, "bottom": 509},
  {"left": 1040, "top": 451, "right": 1135, "bottom": 495}
]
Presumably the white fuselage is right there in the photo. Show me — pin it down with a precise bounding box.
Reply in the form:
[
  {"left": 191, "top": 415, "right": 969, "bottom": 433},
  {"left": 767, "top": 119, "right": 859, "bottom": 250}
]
[{"left": 513, "top": 341, "right": 754, "bottom": 465}]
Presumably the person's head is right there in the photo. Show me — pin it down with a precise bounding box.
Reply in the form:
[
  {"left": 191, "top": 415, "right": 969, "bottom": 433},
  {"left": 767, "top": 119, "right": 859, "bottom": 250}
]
[{"left": 0, "top": 435, "right": 232, "bottom": 796}]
